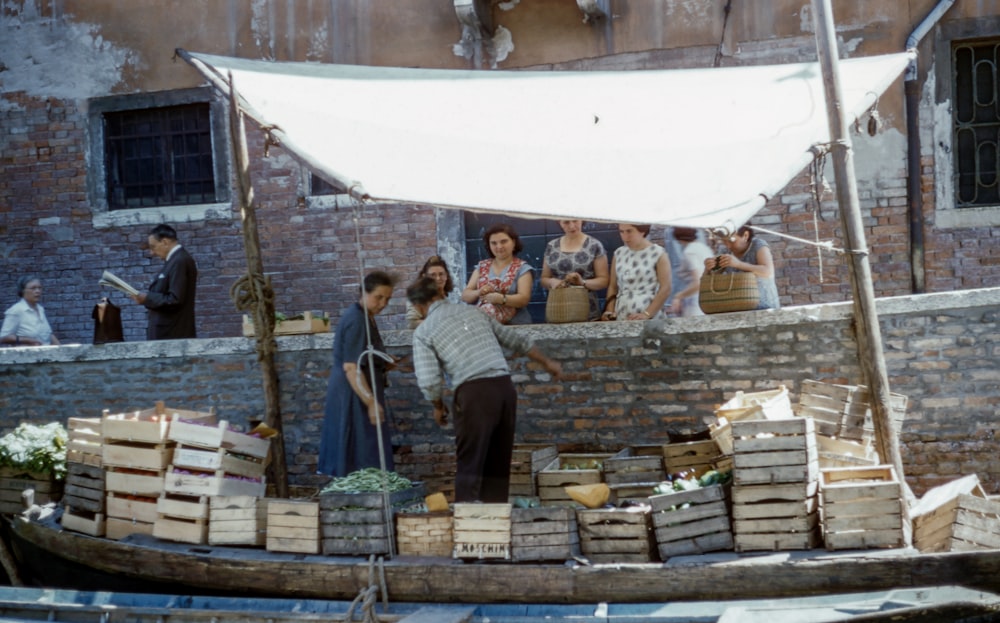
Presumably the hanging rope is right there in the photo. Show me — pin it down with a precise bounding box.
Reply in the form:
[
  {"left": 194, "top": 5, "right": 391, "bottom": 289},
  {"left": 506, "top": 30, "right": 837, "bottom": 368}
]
[
  {"left": 809, "top": 147, "right": 832, "bottom": 282},
  {"left": 349, "top": 194, "right": 397, "bottom": 559},
  {"left": 229, "top": 271, "right": 276, "bottom": 360}
]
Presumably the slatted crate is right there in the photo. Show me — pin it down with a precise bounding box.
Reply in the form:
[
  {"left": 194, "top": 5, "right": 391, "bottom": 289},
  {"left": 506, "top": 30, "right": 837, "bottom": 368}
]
[
  {"left": 163, "top": 467, "right": 266, "bottom": 498},
  {"left": 209, "top": 495, "right": 267, "bottom": 546},
  {"left": 102, "top": 441, "right": 173, "bottom": 472},
  {"left": 650, "top": 483, "right": 733, "bottom": 558},
  {"left": 61, "top": 462, "right": 106, "bottom": 536},
  {"left": 816, "top": 434, "right": 877, "bottom": 470},
  {"left": 577, "top": 506, "right": 655, "bottom": 563},
  {"left": 0, "top": 468, "right": 62, "bottom": 514},
  {"left": 711, "top": 386, "right": 793, "bottom": 456},
  {"left": 910, "top": 474, "right": 991, "bottom": 553},
  {"left": 172, "top": 444, "right": 266, "bottom": 480},
  {"left": 167, "top": 417, "right": 271, "bottom": 462},
  {"left": 537, "top": 454, "right": 614, "bottom": 506},
  {"left": 104, "top": 491, "right": 157, "bottom": 540},
  {"left": 102, "top": 402, "right": 215, "bottom": 445},
  {"left": 796, "top": 380, "right": 907, "bottom": 444},
  {"left": 731, "top": 417, "right": 820, "bottom": 552},
  {"left": 61, "top": 508, "right": 105, "bottom": 537},
  {"left": 604, "top": 450, "right": 666, "bottom": 486},
  {"left": 396, "top": 511, "right": 453, "bottom": 557},
  {"left": 510, "top": 506, "right": 580, "bottom": 562},
  {"left": 106, "top": 516, "right": 155, "bottom": 540},
  {"left": 663, "top": 439, "right": 722, "bottom": 480},
  {"left": 105, "top": 466, "right": 166, "bottom": 498},
  {"left": 452, "top": 503, "right": 512, "bottom": 560},
  {"left": 319, "top": 483, "right": 426, "bottom": 555},
  {"left": 66, "top": 417, "right": 102, "bottom": 467},
  {"left": 153, "top": 493, "right": 209, "bottom": 544},
  {"left": 820, "top": 465, "right": 905, "bottom": 550},
  {"left": 267, "top": 499, "right": 320, "bottom": 554},
  {"left": 509, "top": 444, "right": 558, "bottom": 498}
]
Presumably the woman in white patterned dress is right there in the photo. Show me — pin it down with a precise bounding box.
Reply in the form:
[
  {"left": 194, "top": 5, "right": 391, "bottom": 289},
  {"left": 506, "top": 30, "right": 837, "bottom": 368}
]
[{"left": 601, "top": 224, "right": 672, "bottom": 321}]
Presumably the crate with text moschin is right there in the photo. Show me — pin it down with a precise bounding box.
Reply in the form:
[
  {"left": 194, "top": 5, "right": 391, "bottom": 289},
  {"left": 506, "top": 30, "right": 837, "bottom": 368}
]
[{"left": 452, "top": 503, "right": 512, "bottom": 560}]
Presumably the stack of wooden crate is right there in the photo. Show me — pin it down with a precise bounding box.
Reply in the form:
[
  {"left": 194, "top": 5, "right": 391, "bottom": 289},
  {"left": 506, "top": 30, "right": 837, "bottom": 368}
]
[
  {"left": 910, "top": 474, "right": 1000, "bottom": 552},
  {"left": 159, "top": 416, "right": 269, "bottom": 544},
  {"left": 731, "top": 417, "right": 821, "bottom": 552},
  {"left": 537, "top": 453, "right": 614, "bottom": 507},
  {"left": 577, "top": 505, "right": 655, "bottom": 563},
  {"left": 710, "top": 386, "right": 793, "bottom": 457},
  {"left": 101, "top": 406, "right": 183, "bottom": 540},
  {"left": 510, "top": 506, "right": 580, "bottom": 562},
  {"left": 603, "top": 446, "right": 666, "bottom": 504},
  {"left": 508, "top": 444, "right": 557, "bottom": 499},
  {"left": 319, "top": 483, "right": 426, "bottom": 555},
  {"left": 61, "top": 417, "right": 105, "bottom": 536},
  {"left": 452, "top": 502, "right": 512, "bottom": 560},
  {"left": 819, "top": 465, "right": 905, "bottom": 550},
  {"left": 650, "top": 483, "right": 733, "bottom": 559}
]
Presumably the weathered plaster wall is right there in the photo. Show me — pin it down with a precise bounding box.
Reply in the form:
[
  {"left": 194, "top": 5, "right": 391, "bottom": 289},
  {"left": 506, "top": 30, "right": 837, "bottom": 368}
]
[{"left": 1, "top": 290, "right": 997, "bottom": 499}]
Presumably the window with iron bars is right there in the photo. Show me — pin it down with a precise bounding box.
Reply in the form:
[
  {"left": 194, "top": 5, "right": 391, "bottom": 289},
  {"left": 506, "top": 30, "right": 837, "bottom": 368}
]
[
  {"left": 953, "top": 39, "right": 1000, "bottom": 208},
  {"left": 104, "top": 103, "right": 216, "bottom": 210}
]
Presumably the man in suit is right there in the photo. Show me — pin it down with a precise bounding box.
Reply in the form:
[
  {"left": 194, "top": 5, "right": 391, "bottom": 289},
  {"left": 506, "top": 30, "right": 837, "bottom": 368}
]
[{"left": 131, "top": 224, "right": 198, "bottom": 340}]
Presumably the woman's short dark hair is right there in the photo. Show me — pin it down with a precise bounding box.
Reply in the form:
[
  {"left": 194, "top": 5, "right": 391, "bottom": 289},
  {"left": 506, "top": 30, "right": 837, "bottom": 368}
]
[
  {"left": 672, "top": 227, "right": 699, "bottom": 243},
  {"left": 419, "top": 256, "right": 455, "bottom": 295},
  {"left": 16, "top": 275, "right": 39, "bottom": 298},
  {"left": 406, "top": 277, "right": 440, "bottom": 306},
  {"left": 735, "top": 223, "right": 755, "bottom": 241},
  {"left": 363, "top": 270, "right": 398, "bottom": 293},
  {"left": 630, "top": 224, "right": 652, "bottom": 237},
  {"left": 482, "top": 224, "right": 523, "bottom": 258}
]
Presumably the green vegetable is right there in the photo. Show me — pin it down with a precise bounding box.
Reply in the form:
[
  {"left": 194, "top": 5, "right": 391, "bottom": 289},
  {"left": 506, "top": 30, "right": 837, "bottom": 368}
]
[{"left": 320, "top": 467, "right": 412, "bottom": 494}]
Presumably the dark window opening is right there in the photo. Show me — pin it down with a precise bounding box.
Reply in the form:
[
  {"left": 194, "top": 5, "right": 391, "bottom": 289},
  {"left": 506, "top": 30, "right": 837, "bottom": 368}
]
[
  {"left": 105, "top": 103, "right": 216, "bottom": 210},
  {"left": 953, "top": 39, "right": 1000, "bottom": 208},
  {"left": 311, "top": 174, "right": 346, "bottom": 196}
]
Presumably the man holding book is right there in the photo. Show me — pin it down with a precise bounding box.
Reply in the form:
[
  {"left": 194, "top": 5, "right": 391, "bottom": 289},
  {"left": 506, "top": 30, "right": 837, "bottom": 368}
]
[{"left": 131, "top": 224, "right": 198, "bottom": 340}]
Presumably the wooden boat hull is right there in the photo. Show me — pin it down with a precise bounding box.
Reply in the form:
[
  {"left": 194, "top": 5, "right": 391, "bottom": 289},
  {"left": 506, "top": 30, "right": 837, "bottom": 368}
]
[{"left": 8, "top": 511, "right": 1000, "bottom": 604}]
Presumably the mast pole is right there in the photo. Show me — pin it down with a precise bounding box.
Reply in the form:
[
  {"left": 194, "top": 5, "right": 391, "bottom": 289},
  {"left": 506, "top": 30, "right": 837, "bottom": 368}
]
[{"left": 810, "top": 0, "right": 909, "bottom": 503}]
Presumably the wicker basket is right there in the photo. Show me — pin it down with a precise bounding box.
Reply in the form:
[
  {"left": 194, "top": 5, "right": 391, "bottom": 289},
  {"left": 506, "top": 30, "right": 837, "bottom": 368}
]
[
  {"left": 545, "top": 285, "right": 589, "bottom": 323},
  {"left": 699, "top": 271, "right": 759, "bottom": 314}
]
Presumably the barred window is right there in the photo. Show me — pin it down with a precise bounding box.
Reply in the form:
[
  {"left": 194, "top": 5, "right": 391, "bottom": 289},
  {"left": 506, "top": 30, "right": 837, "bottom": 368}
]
[
  {"left": 104, "top": 103, "right": 216, "bottom": 210},
  {"left": 953, "top": 39, "right": 1000, "bottom": 208}
]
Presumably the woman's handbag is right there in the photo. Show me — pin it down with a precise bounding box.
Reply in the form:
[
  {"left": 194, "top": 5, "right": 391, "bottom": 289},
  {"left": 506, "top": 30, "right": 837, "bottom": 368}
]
[
  {"left": 699, "top": 270, "right": 760, "bottom": 314},
  {"left": 545, "top": 285, "right": 590, "bottom": 323}
]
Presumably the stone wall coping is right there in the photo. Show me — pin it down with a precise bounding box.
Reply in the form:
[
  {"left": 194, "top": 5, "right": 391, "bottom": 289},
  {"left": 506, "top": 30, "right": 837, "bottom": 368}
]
[{"left": 2, "top": 287, "right": 997, "bottom": 365}]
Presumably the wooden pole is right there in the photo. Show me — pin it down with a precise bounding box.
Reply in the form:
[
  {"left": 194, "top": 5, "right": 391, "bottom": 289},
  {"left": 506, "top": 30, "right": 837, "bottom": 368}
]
[
  {"left": 228, "top": 75, "right": 289, "bottom": 498},
  {"left": 811, "top": 0, "right": 910, "bottom": 506}
]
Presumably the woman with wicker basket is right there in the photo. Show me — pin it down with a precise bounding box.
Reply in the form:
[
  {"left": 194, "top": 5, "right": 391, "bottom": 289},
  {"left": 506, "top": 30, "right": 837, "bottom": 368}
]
[
  {"left": 602, "top": 224, "right": 672, "bottom": 321},
  {"left": 539, "top": 220, "right": 609, "bottom": 322},
  {"left": 461, "top": 224, "right": 534, "bottom": 325},
  {"left": 705, "top": 223, "right": 781, "bottom": 310}
]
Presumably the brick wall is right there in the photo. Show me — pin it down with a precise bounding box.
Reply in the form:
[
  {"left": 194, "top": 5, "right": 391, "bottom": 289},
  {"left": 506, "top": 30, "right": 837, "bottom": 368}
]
[{"left": 1, "top": 289, "right": 997, "bottom": 498}]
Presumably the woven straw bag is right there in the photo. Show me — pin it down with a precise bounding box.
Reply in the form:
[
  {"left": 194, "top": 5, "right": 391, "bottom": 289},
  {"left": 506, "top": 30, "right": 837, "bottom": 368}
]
[
  {"left": 699, "top": 270, "right": 760, "bottom": 314},
  {"left": 545, "top": 285, "right": 590, "bottom": 323}
]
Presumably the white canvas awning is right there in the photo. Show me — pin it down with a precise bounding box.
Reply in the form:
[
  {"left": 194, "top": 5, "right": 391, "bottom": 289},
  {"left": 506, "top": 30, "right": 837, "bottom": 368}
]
[{"left": 182, "top": 51, "right": 913, "bottom": 232}]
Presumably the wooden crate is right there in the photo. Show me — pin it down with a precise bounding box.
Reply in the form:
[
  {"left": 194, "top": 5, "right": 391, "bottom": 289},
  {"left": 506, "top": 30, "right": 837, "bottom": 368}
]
[
  {"left": 66, "top": 417, "right": 103, "bottom": 467},
  {"left": 509, "top": 444, "right": 558, "bottom": 498},
  {"left": 0, "top": 470, "right": 62, "bottom": 514},
  {"left": 820, "top": 465, "right": 904, "bottom": 550},
  {"left": 167, "top": 417, "right": 271, "bottom": 460},
  {"left": 510, "top": 506, "right": 580, "bottom": 562},
  {"left": 911, "top": 474, "right": 989, "bottom": 552},
  {"left": 102, "top": 441, "right": 173, "bottom": 471},
  {"left": 209, "top": 496, "right": 267, "bottom": 546},
  {"left": 396, "top": 511, "right": 453, "bottom": 557},
  {"left": 537, "top": 454, "right": 614, "bottom": 506},
  {"left": 102, "top": 402, "right": 215, "bottom": 445},
  {"left": 319, "top": 483, "right": 427, "bottom": 555},
  {"left": 650, "top": 484, "right": 733, "bottom": 558},
  {"left": 732, "top": 417, "right": 818, "bottom": 486},
  {"left": 106, "top": 516, "right": 154, "bottom": 540},
  {"left": 816, "top": 435, "right": 877, "bottom": 470},
  {"left": 732, "top": 479, "right": 821, "bottom": 552},
  {"left": 105, "top": 491, "right": 158, "bottom": 523},
  {"left": 577, "top": 506, "right": 655, "bottom": 563},
  {"left": 715, "top": 386, "right": 793, "bottom": 423},
  {"left": 63, "top": 462, "right": 105, "bottom": 514},
  {"left": 243, "top": 311, "right": 330, "bottom": 337},
  {"left": 452, "top": 503, "right": 512, "bottom": 560},
  {"left": 796, "top": 380, "right": 906, "bottom": 443},
  {"left": 163, "top": 466, "right": 266, "bottom": 498},
  {"left": 154, "top": 514, "right": 208, "bottom": 544},
  {"left": 663, "top": 439, "right": 722, "bottom": 479},
  {"left": 608, "top": 482, "right": 659, "bottom": 505},
  {"left": 105, "top": 466, "right": 166, "bottom": 497},
  {"left": 156, "top": 492, "right": 209, "bottom": 520},
  {"left": 173, "top": 445, "right": 266, "bottom": 479},
  {"left": 267, "top": 499, "right": 320, "bottom": 554},
  {"left": 61, "top": 509, "right": 105, "bottom": 537},
  {"left": 604, "top": 452, "right": 665, "bottom": 486}
]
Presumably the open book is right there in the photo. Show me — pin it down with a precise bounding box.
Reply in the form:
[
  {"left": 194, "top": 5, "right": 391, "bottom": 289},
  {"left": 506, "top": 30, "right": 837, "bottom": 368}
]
[{"left": 99, "top": 270, "right": 140, "bottom": 297}]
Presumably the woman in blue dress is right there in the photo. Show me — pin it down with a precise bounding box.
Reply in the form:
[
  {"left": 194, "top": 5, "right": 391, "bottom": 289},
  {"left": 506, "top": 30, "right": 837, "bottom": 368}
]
[{"left": 318, "top": 270, "right": 399, "bottom": 477}]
